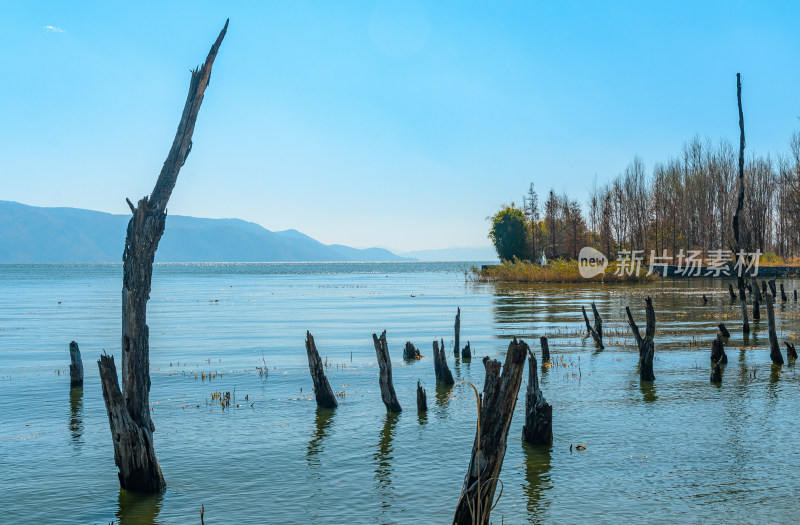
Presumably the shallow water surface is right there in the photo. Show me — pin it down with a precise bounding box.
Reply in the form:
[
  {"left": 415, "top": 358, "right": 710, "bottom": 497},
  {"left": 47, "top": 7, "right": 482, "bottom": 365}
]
[{"left": 1, "top": 263, "right": 798, "bottom": 524}]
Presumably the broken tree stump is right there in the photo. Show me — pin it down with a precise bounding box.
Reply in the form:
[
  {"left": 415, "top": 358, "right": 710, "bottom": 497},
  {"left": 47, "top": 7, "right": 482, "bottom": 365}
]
[
  {"left": 416, "top": 380, "right": 427, "bottom": 412},
  {"left": 752, "top": 280, "right": 761, "bottom": 320},
  {"left": 710, "top": 363, "right": 722, "bottom": 383},
  {"left": 761, "top": 280, "right": 767, "bottom": 295},
  {"left": 373, "top": 331, "right": 402, "bottom": 413},
  {"left": 628, "top": 298, "right": 656, "bottom": 381},
  {"left": 581, "top": 305, "right": 604, "bottom": 349},
  {"left": 432, "top": 339, "right": 455, "bottom": 385},
  {"left": 780, "top": 283, "right": 787, "bottom": 302},
  {"left": 703, "top": 294, "right": 708, "bottom": 305},
  {"left": 769, "top": 279, "right": 777, "bottom": 299},
  {"left": 453, "top": 338, "right": 528, "bottom": 525},
  {"left": 794, "top": 289, "right": 798, "bottom": 302},
  {"left": 718, "top": 323, "right": 731, "bottom": 338},
  {"left": 99, "top": 20, "right": 227, "bottom": 494},
  {"left": 69, "top": 341, "right": 83, "bottom": 388},
  {"left": 785, "top": 342, "right": 798, "bottom": 361},
  {"left": 454, "top": 307, "right": 461, "bottom": 358},
  {"left": 305, "top": 332, "right": 338, "bottom": 409},
  {"left": 539, "top": 336, "right": 550, "bottom": 362},
  {"left": 765, "top": 293, "right": 783, "bottom": 366},
  {"left": 403, "top": 341, "right": 421, "bottom": 360},
  {"left": 462, "top": 341, "right": 472, "bottom": 360},
  {"left": 711, "top": 331, "right": 728, "bottom": 365},
  {"left": 522, "top": 352, "right": 552, "bottom": 446},
  {"left": 728, "top": 283, "right": 737, "bottom": 300}
]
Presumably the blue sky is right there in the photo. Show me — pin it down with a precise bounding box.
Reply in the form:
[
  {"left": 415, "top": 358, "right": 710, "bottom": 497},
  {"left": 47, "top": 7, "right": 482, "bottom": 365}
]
[{"left": 2, "top": 1, "right": 799, "bottom": 252}]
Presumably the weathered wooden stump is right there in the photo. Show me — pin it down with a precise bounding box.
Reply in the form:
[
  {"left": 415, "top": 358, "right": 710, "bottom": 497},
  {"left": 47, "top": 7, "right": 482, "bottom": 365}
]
[
  {"left": 432, "top": 339, "right": 454, "bottom": 385},
  {"left": 98, "top": 21, "right": 227, "bottom": 494},
  {"left": 710, "top": 363, "right": 722, "bottom": 383},
  {"left": 581, "top": 304, "right": 604, "bottom": 349},
  {"left": 453, "top": 338, "right": 528, "bottom": 525},
  {"left": 539, "top": 336, "right": 550, "bottom": 362},
  {"left": 454, "top": 307, "right": 461, "bottom": 358},
  {"left": 728, "top": 283, "right": 737, "bottom": 300},
  {"left": 711, "top": 331, "right": 727, "bottom": 365},
  {"left": 718, "top": 323, "right": 731, "bottom": 338},
  {"left": 765, "top": 293, "right": 783, "bottom": 366},
  {"left": 403, "top": 341, "right": 421, "bottom": 360},
  {"left": 305, "top": 332, "right": 338, "bottom": 409},
  {"left": 416, "top": 380, "right": 427, "bottom": 412},
  {"left": 522, "top": 352, "right": 552, "bottom": 446},
  {"left": 69, "top": 341, "right": 83, "bottom": 388},
  {"left": 462, "top": 341, "right": 472, "bottom": 360},
  {"left": 780, "top": 283, "right": 787, "bottom": 302},
  {"left": 628, "top": 298, "right": 656, "bottom": 381},
  {"left": 794, "top": 289, "right": 798, "bottom": 302},
  {"left": 785, "top": 342, "right": 798, "bottom": 361},
  {"left": 373, "top": 331, "right": 402, "bottom": 413}
]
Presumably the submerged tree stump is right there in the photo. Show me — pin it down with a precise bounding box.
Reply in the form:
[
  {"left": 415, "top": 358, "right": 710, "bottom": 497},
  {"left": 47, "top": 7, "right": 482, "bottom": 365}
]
[
  {"left": 69, "top": 341, "right": 83, "bottom": 388},
  {"left": 416, "top": 380, "right": 427, "bottom": 412},
  {"left": 769, "top": 279, "right": 777, "bottom": 299},
  {"left": 403, "top": 341, "right": 421, "bottom": 360},
  {"left": 522, "top": 352, "right": 552, "bottom": 446},
  {"left": 785, "top": 342, "right": 798, "bottom": 361},
  {"left": 628, "top": 298, "right": 656, "bottom": 381},
  {"left": 305, "top": 332, "right": 338, "bottom": 409},
  {"left": 99, "top": 21, "right": 227, "bottom": 494},
  {"left": 454, "top": 307, "right": 461, "bottom": 358},
  {"left": 462, "top": 341, "right": 472, "bottom": 360},
  {"left": 710, "top": 363, "right": 722, "bottom": 383},
  {"left": 453, "top": 338, "right": 528, "bottom": 525},
  {"left": 752, "top": 281, "right": 761, "bottom": 321},
  {"left": 794, "top": 289, "right": 798, "bottom": 302},
  {"left": 539, "top": 336, "right": 550, "bottom": 362},
  {"left": 718, "top": 324, "right": 731, "bottom": 338},
  {"left": 711, "top": 331, "right": 728, "bottom": 365},
  {"left": 765, "top": 293, "right": 783, "bottom": 366},
  {"left": 780, "top": 283, "right": 787, "bottom": 302},
  {"left": 433, "top": 339, "right": 455, "bottom": 385},
  {"left": 702, "top": 294, "right": 708, "bottom": 305},
  {"left": 582, "top": 305, "right": 604, "bottom": 349},
  {"left": 373, "top": 331, "right": 402, "bottom": 413}
]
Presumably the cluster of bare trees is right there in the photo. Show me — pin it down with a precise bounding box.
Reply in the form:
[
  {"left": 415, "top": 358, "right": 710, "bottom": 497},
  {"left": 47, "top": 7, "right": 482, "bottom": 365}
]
[{"left": 517, "top": 132, "right": 800, "bottom": 262}]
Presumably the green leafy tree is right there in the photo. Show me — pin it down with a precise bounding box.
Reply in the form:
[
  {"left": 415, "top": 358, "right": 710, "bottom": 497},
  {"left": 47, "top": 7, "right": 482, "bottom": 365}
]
[{"left": 489, "top": 205, "right": 528, "bottom": 261}]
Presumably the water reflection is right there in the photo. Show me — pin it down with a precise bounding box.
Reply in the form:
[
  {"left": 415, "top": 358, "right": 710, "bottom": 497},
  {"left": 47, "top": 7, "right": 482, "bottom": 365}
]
[
  {"left": 68, "top": 387, "right": 84, "bottom": 447},
  {"left": 306, "top": 408, "right": 335, "bottom": 467},
  {"left": 434, "top": 383, "right": 453, "bottom": 408},
  {"left": 116, "top": 489, "right": 163, "bottom": 525},
  {"left": 522, "top": 442, "right": 552, "bottom": 523},
  {"left": 373, "top": 412, "right": 398, "bottom": 508},
  {"left": 640, "top": 381, "right": 657, "bottom": 402}
]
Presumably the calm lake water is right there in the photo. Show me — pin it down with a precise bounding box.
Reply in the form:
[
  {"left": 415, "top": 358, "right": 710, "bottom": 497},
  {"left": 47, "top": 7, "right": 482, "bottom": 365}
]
[{"left": 1, "top": 262, "right": 799, "bottom": 524}]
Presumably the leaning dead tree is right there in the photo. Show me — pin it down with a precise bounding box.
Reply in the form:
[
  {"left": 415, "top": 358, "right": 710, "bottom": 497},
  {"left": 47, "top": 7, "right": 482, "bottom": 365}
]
[
  {"left": 97, "top": 20, "right": 227, "bottom": 494},
  {"left": 732, "top": 73, "right": 750, "bottom": 334},
  {"left": 453, "top": 339, "right": 528, "bottom": 525},
  {"left": 627, "top": 297, "right": 655, "bottom": 381},
  {"left": 305, "top": 332, "right": 338, "bottom": 409},
  {"left": 454, "top": 307, "right": 461, "bottom": 358},
  {"left": 69, "top": 341, "right": 83, "bottom": 388},
  {"left": 433, "top": 339, "right": 455, "bottom": 385},
  {"left": 581, "top": 303, "right": 604, "bottom": 349},
  {"left": 373, "top": 331, "right": 402, "bottom": 413},
  {"left": 522, "top": 352, "right": 552, "bottom": 446},
  {"left": 765, "top": 294, "right": 783, "bottom": 366}
]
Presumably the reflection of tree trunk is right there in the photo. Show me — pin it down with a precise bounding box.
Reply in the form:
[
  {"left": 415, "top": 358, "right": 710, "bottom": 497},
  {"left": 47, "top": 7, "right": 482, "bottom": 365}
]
[
  {"left": 99, "top": 21, "right": 228, "bottom": 493},
  {"left": 69, "top": 386, "right": 84, "bottom": 445},
  {"left": 116, "top": 489, "right": 163, "bottom": 525},
  {"left": 454, "top": 339, "right": 528, "bottom": 525},
  {"left": 522, "top": 443, "right": 552, "bottom": 523},
  {"left": 373, "top": 412, "right": 398, "bottom": 498},
  {"left": 307, "top": 408, "right": 335, "bottom": 464}
]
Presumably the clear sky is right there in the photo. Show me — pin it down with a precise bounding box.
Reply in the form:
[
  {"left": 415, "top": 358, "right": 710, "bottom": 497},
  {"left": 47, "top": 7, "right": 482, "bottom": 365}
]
[{"left": 2, "top": 1, "right": 799, "bottom": 252}]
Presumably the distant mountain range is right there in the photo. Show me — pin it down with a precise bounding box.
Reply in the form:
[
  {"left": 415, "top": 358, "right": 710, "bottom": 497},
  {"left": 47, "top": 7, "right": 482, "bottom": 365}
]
[
  {"left": 0, "top": 201, "right": 412, "bottom": 263},
  {"left": 399, "top": 247, "right": 498, "bottom": 262}
]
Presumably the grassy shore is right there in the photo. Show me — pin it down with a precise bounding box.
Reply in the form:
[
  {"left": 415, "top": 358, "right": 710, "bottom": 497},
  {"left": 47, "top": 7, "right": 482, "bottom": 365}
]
[{"left": 474, "top": 259, "right": 655, "bottom": 283}]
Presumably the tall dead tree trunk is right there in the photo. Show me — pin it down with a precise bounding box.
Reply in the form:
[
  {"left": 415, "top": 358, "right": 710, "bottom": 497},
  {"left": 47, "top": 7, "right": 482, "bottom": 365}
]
[
  {"left": 69, "top": 341, "right": 83, "bottom": 388},
  {"left": 305, "top": 332, "right": 338, "bottom": 409},
  {"left": 453, "top": 339, "right": 528, "bottom": 525},
  {"left": 765, "top": 293, "right": 784, "bottom": 366},
  {"left": 373, "top": 331, "right": 402, "bottom": 413},
  {"left": 733, "top": 73, "right": 750, "bottom": 334},
  {"left": 433, "top": 339, "right": 454, "bottom": 385},
  {"left": 98, "top": 20, "right": 227, "bottom": 493},
  {"left": 522, "top": 352, "right": 552, "bottom": 446},
  {"left": 454, "top": 307, "right": 461, "bottom": 358}
]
